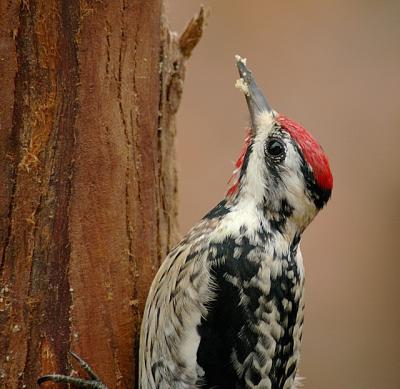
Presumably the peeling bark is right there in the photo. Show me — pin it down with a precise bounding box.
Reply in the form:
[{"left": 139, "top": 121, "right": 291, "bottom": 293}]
[{"left": 0, "top": 2, "right": 205, "bottom": 388}]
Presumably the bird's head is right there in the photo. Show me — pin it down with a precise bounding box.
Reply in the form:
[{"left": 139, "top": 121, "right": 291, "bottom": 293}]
[{"left": 228, "top": 56, "right": 333, "bottom": 232}]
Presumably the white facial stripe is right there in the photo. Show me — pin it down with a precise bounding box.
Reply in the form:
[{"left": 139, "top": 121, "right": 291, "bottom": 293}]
[
  {"left": 225, "top": 110, "right": 274, "bottom": 203},
  {"left": 238, "top": 133, "right": 267, "bottom": 205},
  {"left": 279, "top": 142, "right": 317, "bottom": 228},
  {"left": 234, "top": 110, "right": 276, "bottom": 205}
]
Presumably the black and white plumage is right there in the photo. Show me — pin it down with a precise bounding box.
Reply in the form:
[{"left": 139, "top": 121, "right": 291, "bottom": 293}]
[{"left": 139, "top": 57, "right": 332, "bottom": 389}]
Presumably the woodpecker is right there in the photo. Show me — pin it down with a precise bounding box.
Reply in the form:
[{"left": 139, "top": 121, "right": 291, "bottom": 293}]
[
  {"left": 138, "top": 56, "right": 332, "bottom": 389},
  {"left": 38, "top": 57, "right": 332, "bottom": 389}
]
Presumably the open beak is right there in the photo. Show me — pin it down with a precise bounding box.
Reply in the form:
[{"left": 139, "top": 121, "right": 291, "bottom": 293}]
[{"left": 235, "top": 55, "right": 274, "bottom": 132}]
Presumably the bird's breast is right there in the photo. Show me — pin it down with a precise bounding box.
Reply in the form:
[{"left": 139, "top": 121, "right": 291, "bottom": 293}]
[{"left": 196, "top": 232, "right": 305, "bottom": 389}]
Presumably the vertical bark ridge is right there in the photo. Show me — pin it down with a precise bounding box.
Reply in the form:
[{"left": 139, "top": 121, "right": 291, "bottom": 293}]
[{"left": 0, "top": 0, "right": 80, "bottom": 386}]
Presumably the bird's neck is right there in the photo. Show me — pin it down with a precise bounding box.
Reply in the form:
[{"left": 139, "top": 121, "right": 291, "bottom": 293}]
[{"left": 222, "top": 196, "right": 305, "bottom": 252}]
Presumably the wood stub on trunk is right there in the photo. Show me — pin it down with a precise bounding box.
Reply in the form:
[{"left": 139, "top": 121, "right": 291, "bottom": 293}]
[
  {"left": 157, "top": 5, "right": 207, "bottom": 260},
  {"left": 0, "top": 2, "right": 205, "bottom": 388}
]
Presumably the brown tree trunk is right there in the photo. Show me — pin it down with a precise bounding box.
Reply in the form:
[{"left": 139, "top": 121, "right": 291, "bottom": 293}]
[{"left": 0, "top": 2, "right": 204, "bottom": 388}]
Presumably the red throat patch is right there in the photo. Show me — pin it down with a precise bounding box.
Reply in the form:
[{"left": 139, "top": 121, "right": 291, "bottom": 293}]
[{"left": 277, "top": 115, "right": 333, "bottom": 190}]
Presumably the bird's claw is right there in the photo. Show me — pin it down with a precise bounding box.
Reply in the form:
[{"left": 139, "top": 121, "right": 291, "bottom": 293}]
[{"left": 37, "top": 352, "right": 107, "bottom": 388}]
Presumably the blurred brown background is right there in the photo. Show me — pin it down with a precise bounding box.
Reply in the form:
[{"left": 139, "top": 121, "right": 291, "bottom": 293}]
[{"left": 165, "top": 1, "right": 400, "bottom": 388}]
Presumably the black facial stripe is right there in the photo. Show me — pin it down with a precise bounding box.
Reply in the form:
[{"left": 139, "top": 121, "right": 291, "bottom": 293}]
[
  {"left": 238, "top": 140, "right": 253, "bottom": 183},
  {"left": 291, "top": 141, "right": 332, "bottom": 209}
]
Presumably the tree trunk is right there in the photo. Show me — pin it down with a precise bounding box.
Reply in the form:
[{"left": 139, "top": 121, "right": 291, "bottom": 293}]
[{"left": 0, "top": 2, "right": 204, "bottom": 388}]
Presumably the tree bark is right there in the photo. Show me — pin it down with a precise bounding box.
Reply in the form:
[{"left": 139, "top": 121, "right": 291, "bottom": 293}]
[{"left": 0, "top": 2, "right": 205, "bottom": 388}]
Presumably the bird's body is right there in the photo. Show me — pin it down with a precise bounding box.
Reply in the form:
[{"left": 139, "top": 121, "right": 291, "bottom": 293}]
[{"left": 140, "top": 199, "right": 305, "bottom": 389}]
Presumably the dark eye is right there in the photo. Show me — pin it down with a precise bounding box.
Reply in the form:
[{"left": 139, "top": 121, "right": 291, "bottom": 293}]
[{"left": 265, "top": 139, "right": 285, "bottom": 159}]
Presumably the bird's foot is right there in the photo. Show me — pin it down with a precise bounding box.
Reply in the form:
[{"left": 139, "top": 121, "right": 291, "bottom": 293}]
[{"left": 38, "top": 351, "right": 107, "bottom": 388}]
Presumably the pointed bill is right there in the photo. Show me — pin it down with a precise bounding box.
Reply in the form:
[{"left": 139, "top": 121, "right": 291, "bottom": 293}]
[{"left": 235, "top": 55, "right": 274, "bottom": 133}]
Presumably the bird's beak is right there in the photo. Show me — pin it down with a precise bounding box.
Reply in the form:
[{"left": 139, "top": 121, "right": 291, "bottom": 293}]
[{"left": 235, "top": 55, "right": 274, "bottom": 133}]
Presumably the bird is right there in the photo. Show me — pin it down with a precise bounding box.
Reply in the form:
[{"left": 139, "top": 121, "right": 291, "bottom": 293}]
[
  {"left": 138, "top": 56, "right": 332, "bottom": 389},
  {"left": 38, "top": 56, "right": 332, "bottom": 389}
]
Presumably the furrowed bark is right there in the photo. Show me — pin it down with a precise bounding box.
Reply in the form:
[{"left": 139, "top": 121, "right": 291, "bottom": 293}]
[{"left": 0, "top": 2, "right": 205, "bottom": 388}]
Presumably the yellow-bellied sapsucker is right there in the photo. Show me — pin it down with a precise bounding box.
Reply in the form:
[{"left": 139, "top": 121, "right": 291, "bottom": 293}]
[
  {"left": 38, "top": 57, "right": 332, "bottom": 389},
  {"left": 138, "top": 56, "right": 332, "bottom": 389}
]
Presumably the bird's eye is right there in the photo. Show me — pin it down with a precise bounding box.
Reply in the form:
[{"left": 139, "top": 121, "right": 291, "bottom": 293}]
[{"left": 265, "top": 139, "right": 285, "bottom": 159}]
